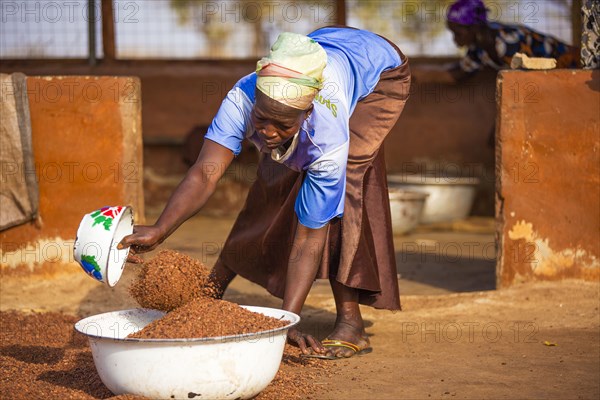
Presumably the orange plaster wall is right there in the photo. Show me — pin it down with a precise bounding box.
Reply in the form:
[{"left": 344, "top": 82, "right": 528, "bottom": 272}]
[
  {"left": 496, "top": 70, "right": 600, "bottom": 287},
  {"left": 0, "top": 76, "right": 144, "bottom": 275}
]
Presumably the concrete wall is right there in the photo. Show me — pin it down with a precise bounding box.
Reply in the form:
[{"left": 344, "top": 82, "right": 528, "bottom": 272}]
[
  {"left": 496, "top": 70, "right": 600, "bottom": 287},
  {"left": 0, "top": 76, "right": 144, "bottom": 276}
]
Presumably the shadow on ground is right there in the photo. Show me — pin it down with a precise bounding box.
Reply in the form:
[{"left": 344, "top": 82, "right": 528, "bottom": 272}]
[
  {"left": 394, "top": 231, "right": 497, "bottom": 293},
  {"left": 0, "top": 345, "right": 65, "bottom": 365},
  {"left": 37, "top": 351, "right": 115, "bottom": 399},
  {"left": 396, "top": 251, "right": 496, "bottom": 292}
]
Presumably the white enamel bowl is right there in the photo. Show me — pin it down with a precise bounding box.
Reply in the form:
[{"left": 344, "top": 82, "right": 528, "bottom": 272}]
[
  {"left": 388, "top": 175, "right": 480, "bottom": 224},
  {"left": 387, "top": 188, "right": 428, "bottom": 235},
  {"left": 74, "top": 306, "right": 300, "bottom": 400},
  {"left": 73, "top": 206, "right": 133, "bottom": 287}
]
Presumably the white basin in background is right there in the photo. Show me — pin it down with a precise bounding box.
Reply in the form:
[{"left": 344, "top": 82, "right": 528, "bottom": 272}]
[
  {"left": 387, "top": 188, "right": 428, "bottom": 235},
  {"left": 388, "top": 174, "right": 480, "bottom": 224}
]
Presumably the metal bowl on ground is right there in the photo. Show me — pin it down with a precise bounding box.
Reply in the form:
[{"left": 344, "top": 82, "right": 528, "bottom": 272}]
[
  {"left": 74, "top": 306, "right": 300, "bottom": 400},
  {"left": 387, "top": 188, "right": 428, "bottom": 235},
  {"left": 388, "top": 174, "right": 480, "bottom": 224}
]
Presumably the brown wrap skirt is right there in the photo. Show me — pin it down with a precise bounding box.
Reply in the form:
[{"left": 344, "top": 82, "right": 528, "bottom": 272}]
[{"left": 217, "top": 45, "right": 411, "bottom": 311}]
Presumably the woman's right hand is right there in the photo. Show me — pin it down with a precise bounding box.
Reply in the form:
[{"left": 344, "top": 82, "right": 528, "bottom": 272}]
[
  {"left": 117, "top": 225, "right": 165, "bottom": 263},
  {"left": 287, "top": 327, "right": 328, "bottom": 356}
]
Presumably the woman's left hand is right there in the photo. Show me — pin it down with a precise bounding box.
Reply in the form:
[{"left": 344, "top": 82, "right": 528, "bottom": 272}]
[{"left": 287, "top": 327, "right": 328, "bottom": 356}]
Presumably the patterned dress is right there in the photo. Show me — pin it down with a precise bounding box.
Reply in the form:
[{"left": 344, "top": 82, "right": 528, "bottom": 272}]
[
  {"left": 581, "top": 0, "right": 600, "bottom": 69},
  {"left": 460, "top": 22, "right": 580, "bottom": 72}
]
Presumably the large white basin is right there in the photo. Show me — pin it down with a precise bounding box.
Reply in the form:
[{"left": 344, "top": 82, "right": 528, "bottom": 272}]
[{"left": 74, "top": 306, "right": 300, "bottom": 400}]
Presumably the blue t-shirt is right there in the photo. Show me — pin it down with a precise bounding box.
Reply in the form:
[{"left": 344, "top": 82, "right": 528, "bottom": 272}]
[{"left": 204, "top": 27, "right": 401, "bottom": 229}]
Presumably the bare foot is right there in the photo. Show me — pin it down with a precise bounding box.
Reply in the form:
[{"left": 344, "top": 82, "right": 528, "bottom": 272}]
[{"left": 324, "top": 321, "right": 371, "bottom": 358}]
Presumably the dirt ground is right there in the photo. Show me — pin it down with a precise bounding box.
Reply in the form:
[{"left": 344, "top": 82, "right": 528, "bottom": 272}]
[{"left": 1, "top": 212, "right": 599, "bottom": 399}]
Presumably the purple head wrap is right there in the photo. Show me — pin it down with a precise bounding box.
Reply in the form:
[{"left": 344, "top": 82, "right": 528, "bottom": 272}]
[{"left": 447, "top": 0, "right": 488, "bottom": 25}]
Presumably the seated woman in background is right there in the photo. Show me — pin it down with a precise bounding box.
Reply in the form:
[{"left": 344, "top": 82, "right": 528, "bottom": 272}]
[{"left": 415, "top": 0, "right": 580, "bottom": 83}]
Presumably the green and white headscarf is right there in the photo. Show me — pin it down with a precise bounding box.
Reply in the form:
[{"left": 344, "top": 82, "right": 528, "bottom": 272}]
[{"left": 256, "top": 32, "right": 327, "bottom": 110}]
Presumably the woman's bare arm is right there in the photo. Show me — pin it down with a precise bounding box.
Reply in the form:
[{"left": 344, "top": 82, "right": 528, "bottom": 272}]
[
  {"left": 282, "top": 222, "right": 329, "bottom": 355},
  {"left": 119, "top": 140, "right": 234, "bottom": 254}
]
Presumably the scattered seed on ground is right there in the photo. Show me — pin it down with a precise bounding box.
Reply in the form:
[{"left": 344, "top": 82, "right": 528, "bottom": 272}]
[{"left": 0, "top": 311, "right": 331, "bottom": 399}]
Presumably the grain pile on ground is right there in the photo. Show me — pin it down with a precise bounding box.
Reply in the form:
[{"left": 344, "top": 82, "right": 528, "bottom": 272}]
[
  {"left": 129, "top": 249, "right": 216, "bottom": 311},
  {"left": 0, "top": 310, "right": 147, "bottom": 400},
  {"left": 129, "top": 297, "right": 287, "bottom": 339},
  {"left": 0, "top": 311, "right": 331, "bottom": 399},
  {"left": 257, "top": 344, "right": 334, "bottom": 400},
  {"left": 0, "top": 251, "right": 333, "bottom": 399}
]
